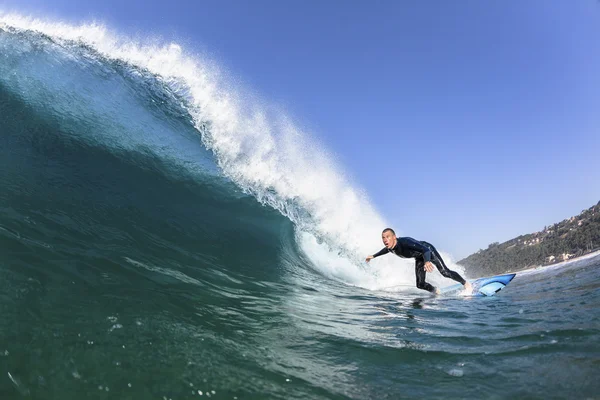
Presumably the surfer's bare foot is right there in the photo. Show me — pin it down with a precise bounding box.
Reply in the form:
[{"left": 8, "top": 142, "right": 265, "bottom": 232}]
[
  {"left": 463, "top": 281, "right": 473, "bottom": 294},
  {"left": 434, "top": 287, "right": 441, "bottom": 295}
]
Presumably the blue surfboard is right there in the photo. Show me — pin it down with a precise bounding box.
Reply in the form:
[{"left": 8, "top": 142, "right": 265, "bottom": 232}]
[{"left": 441, "top": 273, "right": 516, "bottom": 297}]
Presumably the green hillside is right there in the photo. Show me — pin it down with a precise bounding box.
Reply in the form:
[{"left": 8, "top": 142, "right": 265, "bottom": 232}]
[{"left": 458, "top": 201, "right": 600, "bottom": 276}]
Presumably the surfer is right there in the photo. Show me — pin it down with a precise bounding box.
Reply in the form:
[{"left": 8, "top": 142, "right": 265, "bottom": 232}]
[{"left": 366, "top": 228, "right": 473, "bottom": 294}]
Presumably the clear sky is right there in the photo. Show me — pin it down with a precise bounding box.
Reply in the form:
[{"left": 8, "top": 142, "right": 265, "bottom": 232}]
[{"left": 2, "top": 0, "right": 599, "bottom": 259}]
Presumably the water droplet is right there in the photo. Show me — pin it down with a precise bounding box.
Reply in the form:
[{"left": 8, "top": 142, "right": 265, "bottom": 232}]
[
  {"left": 7, "top": 372, "right": 19, "bottom": 387},
  {"left": 128, "top": 383, "right": 132, "bottom": 388},
  {"left": 198, "top": 390, "right": 203, "bottom": 395},
  {"left": 519, "top": 309, "right": 524, "bottom": 314},
  {"left": 447, "top": 368, "right": 464, "bottom": 377}
]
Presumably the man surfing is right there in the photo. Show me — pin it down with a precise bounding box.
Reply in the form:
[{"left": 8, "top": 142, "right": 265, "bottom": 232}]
[{"left": 366, "top": 228, "right": 472, "bottom": 294}]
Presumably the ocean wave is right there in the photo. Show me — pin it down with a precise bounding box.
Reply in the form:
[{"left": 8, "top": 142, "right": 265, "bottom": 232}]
[{"left": 0, "top": 13, "right": 432, "bottom": 288}]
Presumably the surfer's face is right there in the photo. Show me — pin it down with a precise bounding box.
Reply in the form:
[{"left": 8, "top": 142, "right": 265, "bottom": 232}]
[{"left": 382, "top": 231, "right": 397, "bottom": 249}]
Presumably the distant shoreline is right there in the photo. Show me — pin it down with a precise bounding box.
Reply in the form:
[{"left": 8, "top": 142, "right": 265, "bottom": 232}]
[{"left": 510, "top": 249, "right": 600, "bottom": 275}]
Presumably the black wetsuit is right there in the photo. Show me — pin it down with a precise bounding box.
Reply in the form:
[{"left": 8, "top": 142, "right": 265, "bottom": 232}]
[{"left": 372, "top": 237, "right": 466, "bottom": 293}]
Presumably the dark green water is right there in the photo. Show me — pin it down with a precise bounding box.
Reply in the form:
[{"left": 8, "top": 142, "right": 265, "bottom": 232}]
[{"left": 1, "top": 23, "right": 599, "bottom": 400}]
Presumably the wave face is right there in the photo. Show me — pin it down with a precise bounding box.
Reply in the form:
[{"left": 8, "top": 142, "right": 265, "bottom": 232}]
[
  {"left": 1, "top": 15, "right": 599, "bottom": 400},
  {"left": 0, "top": 12, "right": 438, "bottom": 288}
]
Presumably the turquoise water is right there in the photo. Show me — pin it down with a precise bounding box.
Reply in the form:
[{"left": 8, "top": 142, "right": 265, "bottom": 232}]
[{"left": 1, "top": 22, "right": 599, "bottom": 400}]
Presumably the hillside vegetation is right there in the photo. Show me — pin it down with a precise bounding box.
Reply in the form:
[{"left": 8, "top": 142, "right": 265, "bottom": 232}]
[{"left": 458, "top": 201, "right": 600, "bottom": 276}]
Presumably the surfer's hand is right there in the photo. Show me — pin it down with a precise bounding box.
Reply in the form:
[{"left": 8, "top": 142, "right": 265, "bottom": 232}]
[
  {"left": 424, "top": 261, "right": 434, "bottom": 272},
  {"left": 365, "top": 255, "right": 374, "bottom": 263}
]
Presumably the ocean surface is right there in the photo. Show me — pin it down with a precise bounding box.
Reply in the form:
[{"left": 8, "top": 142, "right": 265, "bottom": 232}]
[{"left": 1, "top": 16, "right": 599, "bottom": 400}]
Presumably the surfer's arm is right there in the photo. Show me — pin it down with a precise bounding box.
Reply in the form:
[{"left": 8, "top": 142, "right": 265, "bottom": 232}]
[
  {"left": 372, "top": 248, "right": 390, "bottom": 258},
  {"left": 366, "top": 247, "right": 389, "bottom": 262}
]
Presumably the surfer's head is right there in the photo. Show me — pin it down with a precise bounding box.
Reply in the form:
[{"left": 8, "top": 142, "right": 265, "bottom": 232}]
[{"left": 381, "top": 228, "right": 397, "bottom": 249}]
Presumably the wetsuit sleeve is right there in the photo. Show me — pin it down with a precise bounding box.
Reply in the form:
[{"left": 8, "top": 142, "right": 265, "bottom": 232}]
[
  {"left": 372, "top": 248, "right": 389, "bottom": 258},
  {"left": 400, "top": 238, "right": 432, "bottom": 262}
]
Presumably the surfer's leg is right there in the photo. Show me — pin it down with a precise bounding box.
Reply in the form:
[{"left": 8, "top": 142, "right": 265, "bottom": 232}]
[
  {"left": 415, "top": 259, "right": 436, "bottom": 293},
  {"left": 430, "top": 248, "right": 466, "bottom": 285}
]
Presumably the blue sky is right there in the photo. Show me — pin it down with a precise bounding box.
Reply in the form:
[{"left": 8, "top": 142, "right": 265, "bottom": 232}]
[{"left": 2, "top": 0, "right": 600, "bottom": 259}]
